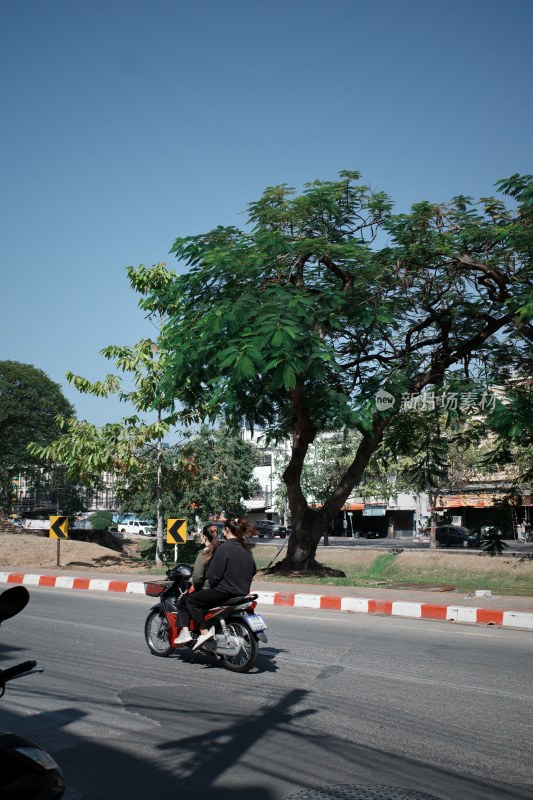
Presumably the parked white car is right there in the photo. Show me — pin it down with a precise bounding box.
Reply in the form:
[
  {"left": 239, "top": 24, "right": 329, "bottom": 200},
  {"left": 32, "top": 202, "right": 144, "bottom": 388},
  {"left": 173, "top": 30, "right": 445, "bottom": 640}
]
[{"left": 117, "top": 520, "right": 155, "bottom": 537}]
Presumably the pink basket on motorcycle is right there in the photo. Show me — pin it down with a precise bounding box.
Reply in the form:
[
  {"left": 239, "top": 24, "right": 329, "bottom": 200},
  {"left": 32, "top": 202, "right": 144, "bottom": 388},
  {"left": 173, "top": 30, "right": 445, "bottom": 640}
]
[{"left": 144, "top": 581, "right": 170, "bottom": 597}]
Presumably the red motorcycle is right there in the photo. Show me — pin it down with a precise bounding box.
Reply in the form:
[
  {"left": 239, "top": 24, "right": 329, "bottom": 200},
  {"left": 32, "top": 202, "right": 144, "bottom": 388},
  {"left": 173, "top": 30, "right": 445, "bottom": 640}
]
[{"left": 144, "top": 563, "right": 267, "bottom": 673}]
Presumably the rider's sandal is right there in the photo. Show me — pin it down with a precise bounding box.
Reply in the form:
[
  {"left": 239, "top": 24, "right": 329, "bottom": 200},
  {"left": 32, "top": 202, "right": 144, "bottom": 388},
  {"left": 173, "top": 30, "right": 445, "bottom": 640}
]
[{"left": 192, "top": 627, "right": 215, "bottom": 650}]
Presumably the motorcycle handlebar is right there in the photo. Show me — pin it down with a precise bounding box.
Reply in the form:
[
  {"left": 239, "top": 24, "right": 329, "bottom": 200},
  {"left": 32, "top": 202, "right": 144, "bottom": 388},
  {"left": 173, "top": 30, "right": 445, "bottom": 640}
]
[{"left": 0, "top": 660, "right": 38, "bottom": 685}]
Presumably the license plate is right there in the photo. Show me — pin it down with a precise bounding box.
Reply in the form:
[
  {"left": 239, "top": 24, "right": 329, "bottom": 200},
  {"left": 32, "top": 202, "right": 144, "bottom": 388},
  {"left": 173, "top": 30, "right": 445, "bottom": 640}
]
[{"left": 246, "top": 614, "right": 267, "bottom": 632}]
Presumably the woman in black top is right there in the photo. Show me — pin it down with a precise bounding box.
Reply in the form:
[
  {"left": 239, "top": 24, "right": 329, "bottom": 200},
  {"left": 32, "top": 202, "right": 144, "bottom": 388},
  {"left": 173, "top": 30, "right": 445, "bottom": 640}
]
[{"left": 187, "top": 518, "right": 256, "bottom": 650}]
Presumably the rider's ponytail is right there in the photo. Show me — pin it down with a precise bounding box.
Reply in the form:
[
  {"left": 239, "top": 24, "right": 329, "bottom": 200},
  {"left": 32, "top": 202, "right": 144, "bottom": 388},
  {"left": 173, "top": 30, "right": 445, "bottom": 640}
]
[
  {"left": 229, "top": 518, "right": 255, "bottom": 552},
  {"left": 201, "top": 524, "right": 219, "bottom": 563}
]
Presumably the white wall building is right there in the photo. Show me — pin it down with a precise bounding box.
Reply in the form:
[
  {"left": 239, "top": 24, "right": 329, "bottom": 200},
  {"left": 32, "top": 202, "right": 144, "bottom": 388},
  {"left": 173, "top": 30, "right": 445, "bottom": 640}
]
[{"left": 241, "top": 428, "right": 290, "bottom": 522}]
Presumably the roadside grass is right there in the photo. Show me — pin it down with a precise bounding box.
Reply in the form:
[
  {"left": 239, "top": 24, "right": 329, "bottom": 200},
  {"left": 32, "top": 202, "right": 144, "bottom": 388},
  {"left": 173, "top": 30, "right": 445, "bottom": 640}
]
[
  {"left": 252, "top": 546, "right": 533, "bottom": 595},
  {"left": 131, "top": 540, "right": 533, "bottom": 595}
]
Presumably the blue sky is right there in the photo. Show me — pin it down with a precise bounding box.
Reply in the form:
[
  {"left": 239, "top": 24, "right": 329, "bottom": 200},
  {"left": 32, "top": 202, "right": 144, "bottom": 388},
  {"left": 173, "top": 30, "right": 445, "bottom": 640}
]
[{"left": 1, "top": 0, "right": 532, "bottom": 428}]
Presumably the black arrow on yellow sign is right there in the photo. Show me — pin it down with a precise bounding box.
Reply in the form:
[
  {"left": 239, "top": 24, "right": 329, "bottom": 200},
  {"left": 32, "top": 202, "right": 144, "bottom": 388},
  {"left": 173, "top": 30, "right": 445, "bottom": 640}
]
[
  {"left": 167, "top": 518, "right": 187, "bottom": 544},
  {"left": 49, "top": 515, "right": 68, "bottom": 539}
]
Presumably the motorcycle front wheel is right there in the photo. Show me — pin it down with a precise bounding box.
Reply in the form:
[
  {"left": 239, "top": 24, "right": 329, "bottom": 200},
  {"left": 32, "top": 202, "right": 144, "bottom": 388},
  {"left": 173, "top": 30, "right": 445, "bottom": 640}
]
[
  {"left": 220, "top": 618, "right": 258, "bottom": 673},
  {"left": 145, "top": 610, "right": 174, "bottom": 657}
]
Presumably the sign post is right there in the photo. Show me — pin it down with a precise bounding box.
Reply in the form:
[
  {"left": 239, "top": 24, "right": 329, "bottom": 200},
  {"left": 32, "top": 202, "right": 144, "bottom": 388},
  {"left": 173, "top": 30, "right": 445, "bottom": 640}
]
[
  {"left": 49, "top": 515, "right": 68, "bottom": 567},
  {"left": 167, "top": 518, "right": 187, "bottom": 563}
]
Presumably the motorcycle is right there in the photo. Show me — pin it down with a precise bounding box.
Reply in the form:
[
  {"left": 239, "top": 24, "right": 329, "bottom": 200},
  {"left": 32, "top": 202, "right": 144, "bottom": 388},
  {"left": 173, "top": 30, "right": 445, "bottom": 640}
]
[
  {"left": 0, "top": 585, "right": 65, "bottom": 799},
  {"left": 144, "top": 563, "right": 268, "bottom": 673}
]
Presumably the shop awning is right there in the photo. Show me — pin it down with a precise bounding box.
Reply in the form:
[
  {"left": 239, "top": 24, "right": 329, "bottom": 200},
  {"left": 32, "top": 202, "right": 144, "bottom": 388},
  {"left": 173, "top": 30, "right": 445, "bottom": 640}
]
[{"left": 436, "top": 493, "right": 506, "bottom": 509}]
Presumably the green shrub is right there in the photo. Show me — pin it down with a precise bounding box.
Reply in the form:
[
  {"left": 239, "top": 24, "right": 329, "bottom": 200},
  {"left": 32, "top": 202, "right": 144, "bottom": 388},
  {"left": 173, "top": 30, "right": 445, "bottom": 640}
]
[
  {"left": 138, "top": 537, "right": 202, "bottom": 566},
  {"left": 89, "top": 511, "right": 114, "bottom": 531}
]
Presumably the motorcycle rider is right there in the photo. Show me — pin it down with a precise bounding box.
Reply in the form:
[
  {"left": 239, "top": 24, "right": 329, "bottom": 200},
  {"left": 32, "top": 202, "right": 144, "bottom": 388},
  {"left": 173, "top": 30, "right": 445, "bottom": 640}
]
[
  {"left": 174, "top": 524, "right": 218, "bottom": 646},
  {"left": 187, "top": 518, "right": 256, "bottom": 650}
]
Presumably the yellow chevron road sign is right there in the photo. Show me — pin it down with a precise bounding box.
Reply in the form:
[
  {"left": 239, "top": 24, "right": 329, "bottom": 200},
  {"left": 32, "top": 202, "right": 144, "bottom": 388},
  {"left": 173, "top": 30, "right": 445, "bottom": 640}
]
[
  {"left": 167, "top": 518, "right": 187, "bottom": 544},
  {"left": 49, "top": 515, "right": 68, "bottom": 539}
]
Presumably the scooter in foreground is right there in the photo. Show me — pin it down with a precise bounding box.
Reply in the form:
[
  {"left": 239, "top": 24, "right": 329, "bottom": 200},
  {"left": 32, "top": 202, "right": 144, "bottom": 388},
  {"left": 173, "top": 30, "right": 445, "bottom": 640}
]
[
  {"left": 0, "top": 585, "right": 65, "bottom": 799},
  {"left": 144, "top": 563, "right": 268, "bottom": 672}
]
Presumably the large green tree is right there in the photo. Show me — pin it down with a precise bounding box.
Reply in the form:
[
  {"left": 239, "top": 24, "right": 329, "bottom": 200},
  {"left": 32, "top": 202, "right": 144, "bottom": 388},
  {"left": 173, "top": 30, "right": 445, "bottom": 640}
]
[
  {"left": 129, "top": 173, "right": 533, "bottom": 572},
  {"left": 0, "top": 361, "right": 74, "bottom": 511}
]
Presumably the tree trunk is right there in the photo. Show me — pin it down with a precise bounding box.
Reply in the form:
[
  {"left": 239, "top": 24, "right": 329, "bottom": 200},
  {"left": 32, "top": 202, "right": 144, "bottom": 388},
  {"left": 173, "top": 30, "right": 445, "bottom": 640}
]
[
  {"left": 275, "top": 507, "right": 337, "bottom": 572},
  {"left": 155, "top": 417, "right": 165, "bottom": 566},
  {"left": 428, "top": 489, "right": 437, "bottom": 550},
  {"left": 269, "top": 412, "right": 389, "bottom": 574}
]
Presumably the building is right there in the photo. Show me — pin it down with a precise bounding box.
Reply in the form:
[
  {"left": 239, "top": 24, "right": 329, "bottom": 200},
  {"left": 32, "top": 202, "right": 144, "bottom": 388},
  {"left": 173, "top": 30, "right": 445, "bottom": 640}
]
[
  {"left": 14, "top": 471, "right": 118, "bottom": 514},
  {"left": 241, "top": 428, "right": 290, "bottom": 522}
]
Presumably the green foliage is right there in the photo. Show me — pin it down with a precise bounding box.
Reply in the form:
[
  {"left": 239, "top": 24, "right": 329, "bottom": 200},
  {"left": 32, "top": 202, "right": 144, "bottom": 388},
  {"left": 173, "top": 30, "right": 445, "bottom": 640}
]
[
  {"left": 484, "top": 386, "right": 533, "bottom": 485},
  {"left": 0, "top": 361, "right": 74, "bottom": 511},
  {"left": 482, "top": 527, "right": 510, "bottom": 557},
  {"left": 89, "top": 510, "right": 114, "bottom": 531},
  {"left": 161, "top": 176, "right": 396, "bottom": 437},
  {"left": 118, "top": 426, "right": 258, "bottom": 524},
  {"left": 153, "top": 172, "right": 532, "bottom": 437},
  {"left": 180, "top": 425, "right": 259, "bottom": 520},
  {"left": 41, "top": 465, "right": 87, "bottom": 518},
  {"left": 137, "top": 536, "right": 202, "bottom": 567}
]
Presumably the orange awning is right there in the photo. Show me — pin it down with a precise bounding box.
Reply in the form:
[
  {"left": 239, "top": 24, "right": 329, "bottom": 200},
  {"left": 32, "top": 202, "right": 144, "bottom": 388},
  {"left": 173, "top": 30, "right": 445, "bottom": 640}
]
[
  {"left": 311, "top": 502, "right": 365, "bottom": 511},
  {"left": 436, "top": 494, "right": 505, "bottom": 509}
]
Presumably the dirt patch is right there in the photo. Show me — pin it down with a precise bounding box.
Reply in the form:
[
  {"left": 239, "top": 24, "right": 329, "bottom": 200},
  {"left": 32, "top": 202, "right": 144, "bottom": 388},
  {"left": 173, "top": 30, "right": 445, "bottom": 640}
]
[
  {"left": 0, "top": 533, "right": 146, "bottom": 572},
  {"left": 253, "top": 546, "right": 381, "bottom": 572},
  {"left": 393, "top": 550, "right": 533, "bottom": 578}
]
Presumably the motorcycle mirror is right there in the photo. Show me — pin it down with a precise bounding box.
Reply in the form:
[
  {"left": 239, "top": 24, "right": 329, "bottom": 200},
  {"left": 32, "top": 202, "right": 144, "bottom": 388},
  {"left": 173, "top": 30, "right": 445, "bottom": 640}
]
[{"left": 0, "top": 586, "right": 30, "bottom": 624}]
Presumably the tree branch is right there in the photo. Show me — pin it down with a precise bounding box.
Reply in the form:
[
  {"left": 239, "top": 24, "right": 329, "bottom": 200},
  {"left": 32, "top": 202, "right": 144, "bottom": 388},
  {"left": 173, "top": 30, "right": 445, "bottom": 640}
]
[{"left": 319, "top": 255, "right": 354, "bottom": 292}]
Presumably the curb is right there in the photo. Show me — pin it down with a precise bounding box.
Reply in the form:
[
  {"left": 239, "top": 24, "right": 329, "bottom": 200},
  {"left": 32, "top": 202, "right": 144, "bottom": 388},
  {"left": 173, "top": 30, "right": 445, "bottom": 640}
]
[
  {"left": 2, "top": 571, "right": 533, "bottom": 632},
  {"left": 255, "top": 590, "right": 533, "bottom": 631}
]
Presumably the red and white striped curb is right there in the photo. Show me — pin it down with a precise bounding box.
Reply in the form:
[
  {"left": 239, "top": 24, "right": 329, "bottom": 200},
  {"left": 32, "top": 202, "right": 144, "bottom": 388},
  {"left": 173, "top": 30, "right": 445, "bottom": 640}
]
[
  {"left": 2, "top": 572, "right": 532, "bottom": 631},
  {"left": 254, "top": 591, "right": 533, "bottom": 630},
  {"left": 0, "top": 571, "right": 147, "bottom": 595}
]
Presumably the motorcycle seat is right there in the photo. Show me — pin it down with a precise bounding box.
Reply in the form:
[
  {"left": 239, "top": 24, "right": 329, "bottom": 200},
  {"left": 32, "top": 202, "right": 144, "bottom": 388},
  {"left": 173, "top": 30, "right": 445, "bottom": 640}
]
[{"left": 222, "top": 593, "right": 258, "bottom": 607}]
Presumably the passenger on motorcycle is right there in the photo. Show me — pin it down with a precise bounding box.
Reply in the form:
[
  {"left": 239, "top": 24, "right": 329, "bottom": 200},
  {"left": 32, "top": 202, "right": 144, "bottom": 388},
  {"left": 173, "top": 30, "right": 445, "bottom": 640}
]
[
  {"left": 174, "top": 524, "right": 218, "bottom": 646},
  {"left": 187, "top": 518, "right": 257, "bottom": 651}
]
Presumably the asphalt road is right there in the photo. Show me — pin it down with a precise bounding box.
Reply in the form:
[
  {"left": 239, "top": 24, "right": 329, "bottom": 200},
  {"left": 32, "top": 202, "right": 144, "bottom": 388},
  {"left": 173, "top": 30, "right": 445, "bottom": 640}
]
[
  {"left": 253, "top": 536, "right": 533, "bottom": 554},
  {"left": 1, "top": 589, "right": 532, "bottom": 800}
]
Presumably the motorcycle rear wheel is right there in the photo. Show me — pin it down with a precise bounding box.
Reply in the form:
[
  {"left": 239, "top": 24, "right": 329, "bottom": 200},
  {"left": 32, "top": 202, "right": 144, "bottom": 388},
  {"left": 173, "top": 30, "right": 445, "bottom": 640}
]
[
  {"left": 145, "top": 610, "right": 174, "bottom": 657},
  {"left": 220, "top": 619, "right": 258, "bottom": 673}
]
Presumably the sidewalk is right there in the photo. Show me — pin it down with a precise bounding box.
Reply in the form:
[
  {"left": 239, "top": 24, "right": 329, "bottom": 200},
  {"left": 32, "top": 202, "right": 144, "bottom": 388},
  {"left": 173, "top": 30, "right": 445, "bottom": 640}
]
[{"left": 1, "top": 566, "right": 532, "bottom": 631}]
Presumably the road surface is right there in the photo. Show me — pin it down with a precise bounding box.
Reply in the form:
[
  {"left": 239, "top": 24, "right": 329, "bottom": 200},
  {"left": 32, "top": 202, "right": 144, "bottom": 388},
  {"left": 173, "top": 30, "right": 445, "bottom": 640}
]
[{"left": 1, "top": 588, "right": 532, "bottom": 800}]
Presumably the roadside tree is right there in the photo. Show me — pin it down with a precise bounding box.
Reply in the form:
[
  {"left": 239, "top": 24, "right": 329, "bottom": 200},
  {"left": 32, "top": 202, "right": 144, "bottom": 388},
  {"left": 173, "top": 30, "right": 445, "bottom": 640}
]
[
  {"left": 143, "top": 171, "right": 532, "bottom": 574},
  {"left": 0, "top": 361, "right": 74, "bottom": 512}
]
